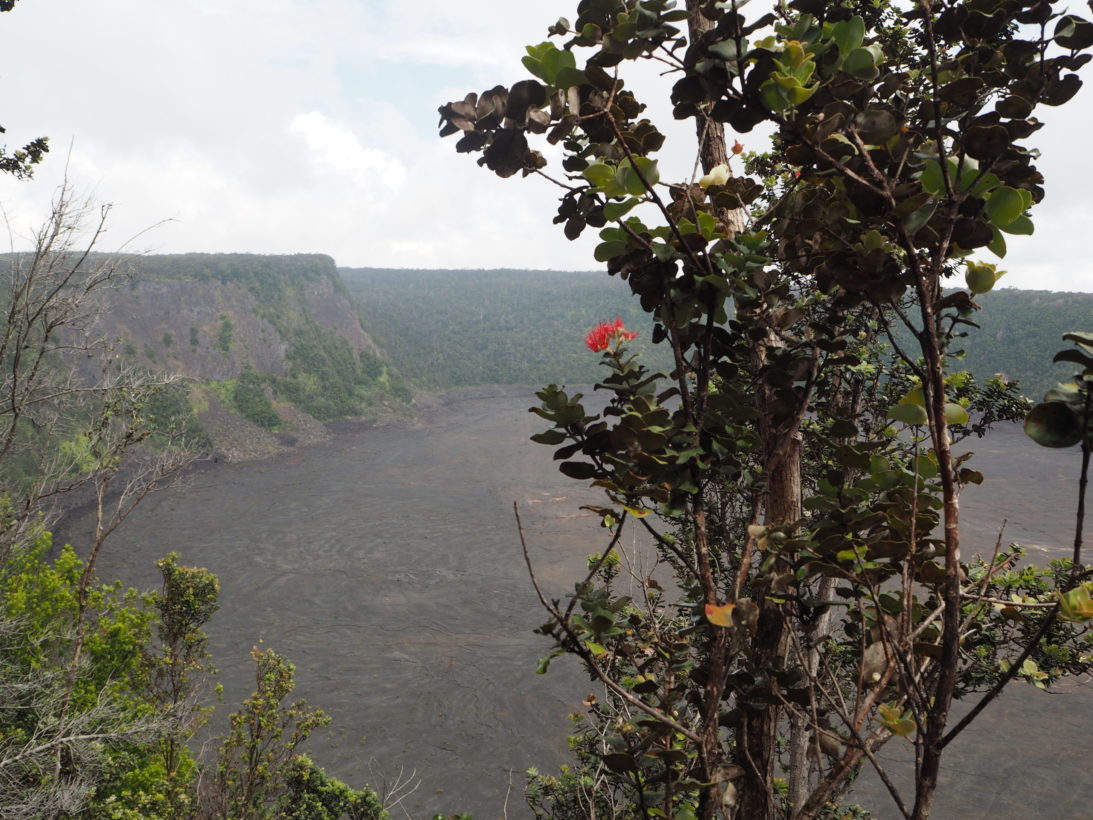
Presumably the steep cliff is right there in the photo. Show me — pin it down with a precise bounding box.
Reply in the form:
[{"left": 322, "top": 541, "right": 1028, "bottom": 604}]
[{"left": 90, "top": 253, "right": 413, "bottom": 460}]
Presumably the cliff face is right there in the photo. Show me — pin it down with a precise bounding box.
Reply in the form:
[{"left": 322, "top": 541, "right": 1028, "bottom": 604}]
[
  {"left": 93, "top": 253, "right": 380, "bottom": 382},
  {"left": 78, "top": 253, "right": 412, "bottom": 460}
]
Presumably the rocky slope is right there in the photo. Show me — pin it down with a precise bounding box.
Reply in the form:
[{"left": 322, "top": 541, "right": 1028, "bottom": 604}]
[{"left": 89, "top": 253, "right": 414, "bottom": 461}]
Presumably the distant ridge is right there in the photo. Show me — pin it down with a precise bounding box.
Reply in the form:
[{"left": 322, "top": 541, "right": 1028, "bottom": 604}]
[
  {"left": 340, "top": 267, "right": 672, "bottom": 388},
  {"left": 341, "top": 267, "right": 1091, "bottom": 399}
]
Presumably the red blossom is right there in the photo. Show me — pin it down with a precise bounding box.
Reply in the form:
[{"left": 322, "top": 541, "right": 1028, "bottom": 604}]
[{"left": 585, "top": 317, "right": 637, "bottom": 352}]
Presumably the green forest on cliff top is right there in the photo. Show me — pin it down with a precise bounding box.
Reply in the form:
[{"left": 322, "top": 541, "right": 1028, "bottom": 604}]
[{"left": 342, "top": 266, "right": 1091, "bottom": 401}]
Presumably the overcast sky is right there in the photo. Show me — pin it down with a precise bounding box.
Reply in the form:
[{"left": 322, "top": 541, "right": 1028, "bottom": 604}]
[{"left": 1, "top": 0, "right": 1091, "bottom": 291}]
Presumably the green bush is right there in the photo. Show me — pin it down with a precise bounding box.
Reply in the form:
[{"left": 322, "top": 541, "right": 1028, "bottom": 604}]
[
  {"left": 280, "top": 755, "right": 387, "bottom": 820},
  {"left": 269, "top": 323, "right": 409, "bottom": 421},
  {"left": 145, "top": 383, "right": 214, "bottom": 451},
  {"left": 216, "top": 315, "right": 234, "bottom": 355},
  {"left": 232, "top": 368, "right": 280, "bottom": 430}
]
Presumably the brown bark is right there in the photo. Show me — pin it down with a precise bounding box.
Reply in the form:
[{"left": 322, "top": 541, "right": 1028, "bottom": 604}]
[
  {"left": 684, "top": 5, "right": 804, "bottom": 816},
  {"left": 686, "top": 5, "right": 747, "bottom": 239},
  {"left": 683, "top": 6, "right": 753, "bottom": 818},
  {"left": 909, "top": 277, "right": 960, "bottom": 820},
  {"left": 739, "top": 373, "right": 803, "bottom": 820}
]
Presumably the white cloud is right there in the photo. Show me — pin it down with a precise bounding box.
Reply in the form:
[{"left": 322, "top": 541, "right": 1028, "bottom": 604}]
[{"left": 289, "top": 112, "right": 406, "bottom": 192}]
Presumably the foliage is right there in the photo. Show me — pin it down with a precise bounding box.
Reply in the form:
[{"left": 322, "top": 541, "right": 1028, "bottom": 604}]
[
  {"left": 441, "top": 1, "right": 1093, "bottom": 818},
  {"left": 0, "top": 523, "right": 391, "bottom": 819},
  {"left": 271, "top": 322, "right": 400, "bottom": 420},
  {"left": 279, "top": 755, "right": 387, "bottom": 820},
  {"left": 132, "top": 252, "right": 337, "bottom": 299},
  {"left": 145, "top": 383, "right": 214, "bottom": 452},
  {"left": 151, "top": 552, "right": 219, "bottom": 812},
  {"left": 233, "top": 367, "right": 281, "bottom": 431},
  {"left": 210, "top": 647, "right": 335, "bottom": 819},
  {"left": 1024, "top": 333, "right": 1093, "bottom": 449},
  {"left": 343, "top": 267, "right": 1084, "bottom": 394},
  {"left": 341, "top": 267, "right": 673, "bottom": 388},
  {"left": 525, "top": 713, "right": 645, "bottom": 818},
  {"left": 216, "top": 315, "right": 235, "bottom": 355},
  {"left": 0, "top": 526, "right": 168, "bottom": 817}
]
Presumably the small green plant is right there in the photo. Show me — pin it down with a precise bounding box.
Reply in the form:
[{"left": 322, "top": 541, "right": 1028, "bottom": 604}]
[
  {"left": 212, "top": 648, "right": 333, "bottom": 819},
  {"left": 280, "top": 755, "right": 387, "bottom": 820},
  {"left": 216, "top": 315, "right": 234, "bottom": 355},
  {"left": 232, "top": 368, "right": 280, "bottom": 430}
]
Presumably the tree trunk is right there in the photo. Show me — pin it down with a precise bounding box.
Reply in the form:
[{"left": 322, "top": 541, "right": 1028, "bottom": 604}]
[{"left": 683, "top": 5, "right": 805, "bottom": 817}]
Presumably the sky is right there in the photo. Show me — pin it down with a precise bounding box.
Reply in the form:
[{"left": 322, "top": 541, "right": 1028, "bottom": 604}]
[{"left": 0, "top": 0, "right": 1091, "bottom": 291}]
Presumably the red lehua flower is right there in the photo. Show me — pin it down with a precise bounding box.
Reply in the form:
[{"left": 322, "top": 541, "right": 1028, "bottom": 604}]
[{"left": 585, "top": 317, "right": 637, "bottom": 352}]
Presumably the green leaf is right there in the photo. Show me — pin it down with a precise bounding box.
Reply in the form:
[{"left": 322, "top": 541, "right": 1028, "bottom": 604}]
[
  {"left": 832, "top": 16, "right": 866, "bottom": 55},
  {"left": 696, "top": 210, "right": 718, "bottom": 239},
  {"left": 985, "top": 186, "right": 1026, "bottom": 227},
  {"left": 959, "top": 468, "right": 984, "bottom": 485},
  {"left": 603, "top": 198, "right": 640, "bottom": 220},
  {"left": 617, "top": 165, "right": 646, "bottom": 197},
  {"left": 843, "top": 47, "right": 878, "bottom": 80},
  {"left": 877, "top": 702, "right": 916, "bottom": 738},
  {"left": 965, "top": 261, "right": 997, "bottom": 294},
  {"left": 760, "top": 81, "right": 789, "bottom": 112},
  {"left": 631, "top": 156, "right": 660, "bottom": 187},
  {"left": 531, "top": 429, "right": 567, "bottom": 445},
  {"left": 585, "top": 641, "right": 607, "bottom": 656},
  {"left": 901, "top": 387, "right": 925, "bottom": 407},
  {"left": 583, "top": 163, "right": 615, "bottom": 189},
  {"left": 1058, "top": 583, "right": 1093, "bottom": 622},
  {"left": 956, "top": 158, "right": 981, "bottom": 192},
  {"left": 987, "top": 226, "right": 1007, "bottom": 259},
  {"left": 594, "top": 240, "right": 627, "bottom": 262},
  {"left": 1024, "top": 401, "right": 1083, "bottom": 448},
  {"left": 920, "top": 160, "right": 945, "bottom": 195},
  {"left": 888, "top": 403, "right": 928, "bottom": 425},
  {"left": 904, "top": 202, "right": 937, "bottom": 236},
  {"left": 788, "top": 83, "right": 818, "bottom": 106},
  {"left": 521, "top": 56, "right": 544, "bottom": 81},
  {"left": 709, "top": 39, "right": 742, "bottom": 61},
  {"left": 540, "top": 46, "right": 576, "bottom": 86},
  {"left": 554, "top": 66, "right": 587, "bottom": 89},
  {"left": 944, "top": 402, "right": 970, "bottom": 425},
  {"left": 915, "top": 454, "right": 939, "bottom": 479},
  {"left": 969, "top": 172, "right": 1001, "bottom": 197},
  {"left": 998, "top": 214, "right": 1034, "bottom": 236}
]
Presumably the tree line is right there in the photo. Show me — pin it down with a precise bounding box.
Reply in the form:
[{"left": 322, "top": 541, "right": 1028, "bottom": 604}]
[{"left": 343, "top": 267, "right": 1091, "bottom": 403}]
